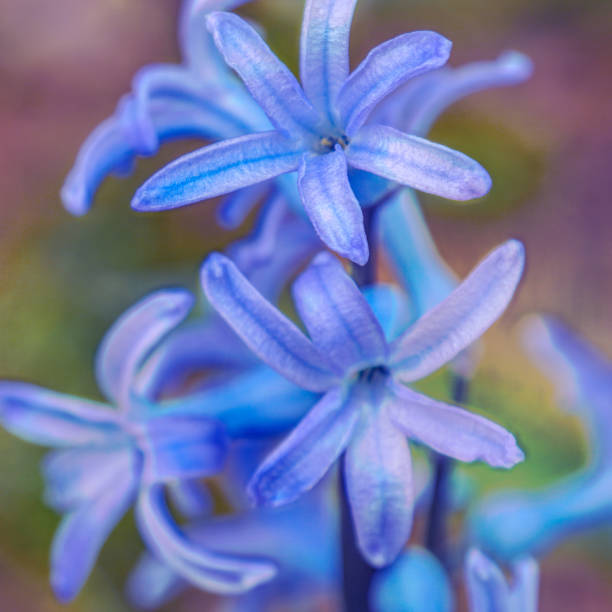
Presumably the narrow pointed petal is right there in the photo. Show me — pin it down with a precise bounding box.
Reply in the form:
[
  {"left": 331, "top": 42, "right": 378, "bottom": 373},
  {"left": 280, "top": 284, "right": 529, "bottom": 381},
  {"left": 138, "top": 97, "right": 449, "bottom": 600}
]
[
  {"left": 136, "top": 484, "right": 277, "bottom": 594},
  {"left": 390, "top": 240, "right": 525, "bottom": 381},
  {"left": 207, "top": 12, "right": 319, "bottom": 137},
  {"left": 346, "top": 124, "right": 491, "bottom": 200},
  {"left": 337, "top": 31, "right": 451, "bottom": 135},
  {"left": 248, "top": 386, "right": 359, "bottom": 507},
  {"left": 292, "top": 251, "right": 387, "bottom": 371},
  {"left": 300, "top": 0, "right": 358, "bottom": 120},
  {"left": 132, "top": 131, "right": 302, "bottom": 211},
  {"left": 345, "top": 407, "right": 414, "bottom": 567},
  {"left": 201, "top": 253, "right": 338, "bottom": 392},
  {"left": 0, "top": 382, "right": 119, "bottom": 447},
  {"left": 465, "top": 548, "right": 512, "bottom": 612},
  {"left": 139, "top": 413, "right": 228, "bottom": 484},
  {"left": 388, "top": 383, "right": 523, "bottom": 468},
  {"left": 95, "top": 289, "right": 194, "bottom": 408},
  {"left": 50, "top": 461, "right": 138, "bottom": 602},
  {"left": 298, "top": 150, "right": 368, "bottom": 264}
]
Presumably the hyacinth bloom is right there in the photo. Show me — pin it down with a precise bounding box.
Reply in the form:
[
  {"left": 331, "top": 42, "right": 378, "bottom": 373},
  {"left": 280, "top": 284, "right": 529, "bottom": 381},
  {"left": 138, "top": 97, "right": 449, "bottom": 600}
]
[
  {"left": 0, "top": 290, "right": 285, "bottom": 601},
  {"left": 471, "top": 316, "right": 612, "bottom": 560},
  {"left": 465, "top": 549, "right": 539, "bottom": 612},
  {"left": 369, "top": 547, "right": 453, "bottom": 612},
  {"left": 201, "top": 240, "right": 525, "bottom": 566},
  {"left": 133, "top": 0, "right": 493, "bottom": 265}
]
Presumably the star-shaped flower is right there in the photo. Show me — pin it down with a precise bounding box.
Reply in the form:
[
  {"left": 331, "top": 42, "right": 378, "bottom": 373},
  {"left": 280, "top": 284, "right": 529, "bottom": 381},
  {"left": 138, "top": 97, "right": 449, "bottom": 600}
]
[
  {"left": 133, "top": 0, "right": 493, "bottom": 265},
  {"left": 201, "top": 240, "right": 525, "bottom": 566}
]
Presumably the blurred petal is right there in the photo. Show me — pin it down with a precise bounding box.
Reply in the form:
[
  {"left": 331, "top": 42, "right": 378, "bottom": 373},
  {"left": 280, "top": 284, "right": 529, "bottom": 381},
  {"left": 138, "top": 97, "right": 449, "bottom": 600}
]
[
  {"left": 127, "top": 552, "right": 184, "bottom": 610},
  {"left": 390, "top": 240, "right": 525, "bottom": 381},
  {"left": 201, "top": 253, "right": 338, "bottom": 392},
  {"left": 50, "top": 460, "right": 138, "bottom": 602},
  {"left": 388, "top": 382, "right": 523, "bottom": 468},
  {"left": 338, "top": 31, "right": 451, "bottom": 135},
  {"left": 0, "top": 382, "right": 119, "bottom": 447},
  {"left": 137, "top": 484, "right": 277, "bottom": 594},
  {"left": 96, "top": 289, "right": 194, "bottom": 408},
  {"left": 465, "top": 548, "right": 511, "bottom": 612},
  {"left": 167, "top": 479, "right": 213, "bottom": 519},
  {"left": 298, "top": 150, "right": 368, "bottom": 264},
  {"left": 346, "top": 124, "right": 491, "bottom": 200},
  {"left": 292, "top": 251, "right": 387, "bottom": 371},
  {"left": 132, "top": 131, "right": 302, "bottom": 211},
  {"left": 207, "top": 12, "right": 319, "bottom": 137},
  {"left": 216, "top": 183, "right": 270, "bottom": 229},
  {"left": 363, "top": 284, "right": 413, "bottom": 342},
  {"left": 345, "top": 406, "right": 413, "bottom": 567},
  {"left": 248, "top": 386, "right": 359, "bottom": 506},
  {"left": 300, "top": 0, "right": 358, "bottom": 121},
  {"left": 511, "top": 557, "right": 539, "bottom": 612}
]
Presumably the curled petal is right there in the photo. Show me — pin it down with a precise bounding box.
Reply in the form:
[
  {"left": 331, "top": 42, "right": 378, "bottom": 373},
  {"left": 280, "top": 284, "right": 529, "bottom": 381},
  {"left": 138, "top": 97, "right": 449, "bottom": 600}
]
[
  {"left": 95, "top": 289, "right": 194, "bottom": 409},
  {"left": 207, "top": 12, "right": 319, "bottom": 138},
  {"left": 300, "top": 0, "right": 358, "bottom": 121},
  {"left": 388, "top": 382, "right": 523, "bottom": 468},
  {"left": 132, "top": 131, "right": 302, "bottom": 211},
  {"left": 337, "top": 31, "right": 451, "bottom": 135},
  {"left": 292, "top": 251, "right": 387, "bottom": 371},
  {"left": 298, "top": 150, "right": 368, "bottom": 264},
  {"left": 201, "top": 253, "right": 338, "bottom": 392},
  {"left": 167, "top": 479, "right": 213, "bottom": 519},
  {"left": 248, "top": 386, "right": 359, "bottom": 507},
  {"left": 346, "top": 124, "right": 491, "bottom": 200},
  {"left": 390, "top": 240, "right": 525, "bottom": 381},
  {"left": 345, "top": 407, "right": 414, "bottom": 567}
]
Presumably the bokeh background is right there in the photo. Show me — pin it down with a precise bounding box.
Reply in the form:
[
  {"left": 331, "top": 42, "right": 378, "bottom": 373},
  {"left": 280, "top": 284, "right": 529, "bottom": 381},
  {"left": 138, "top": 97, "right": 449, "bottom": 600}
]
[{"left": 1, "top": 0, "right": 611, "bottom": 610}]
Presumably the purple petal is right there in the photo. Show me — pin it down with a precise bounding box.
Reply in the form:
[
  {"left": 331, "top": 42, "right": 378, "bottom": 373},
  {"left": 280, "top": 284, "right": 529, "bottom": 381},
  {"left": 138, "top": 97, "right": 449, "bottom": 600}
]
[
  {"left": 346, "top": 124, "right": 491, "bottom": 200},
  {"left": 337, "top": 31, "right": 451, "bottom": 135},
  {"left": 216, "top": 182, "right": 270, "bottom": 229},
  {"left": 388, "top": 382, "right": 524, "bottom": 468},
  {"left": 390, "top": 240, "right": 525, "bottom": 381},
  {"left": 300, "top": 0, "right": 358, "bottom": 122},
  {"left": 207, "top": 12, "right": 319, "bottom": 138},
  {"left": 201, "top": 253, "right": 338, "bottom": 392},
  {"left": 345, "top": 405, "right": 414, "bottom": 566},
  {"left": 127, "top": 552, "right": 184, "bottom": 610},
  {"left": 292, "top": 251, "right": 388, "bottom": 371},
  {"left": 95, "top": 289, "right": 194, "bottom": 408},
  {"left": 298, "top": 150, "right": 368, "bottom": 264},
  {"left": 248, "top": 386, "right": 359, "bottom": 506},
  {"left": 131, "top": 131, "right": 302, "bottom": 211}
]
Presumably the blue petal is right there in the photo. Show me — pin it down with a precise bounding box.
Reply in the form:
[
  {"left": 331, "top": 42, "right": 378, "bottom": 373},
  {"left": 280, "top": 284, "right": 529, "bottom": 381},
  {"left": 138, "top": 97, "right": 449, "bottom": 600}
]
[
  {"left": 131, "top": 131, "right": 303, "bottom": 211},
  {"left": 389, "top": 382, "right": 523, "bottom": 468},
  {"left": 138, "top": 413, "right": 228, "bottom": 484},
  {"left": 337, "top": 31, "right": 451, "bottom": 135},
  {"left": 216, "top": 182, "right": 270, "bottom": 229},
  {"left": 95, "top": 289, "right": 194, "bottom": 408},
  {"left": 300, "top": 0, "right": 358, "bottom": 122},
  {"left": 248, "top": 386, "right": 358, "bottom": 507},
  {"left": 127, "top": 552, "right": 184, "bottom": 610},
  {"left": 344, "top": 404, "right": 414, "bottom": 567},
  {"left": 0, "top": 382, "right": 120, "bottom": 447},
  {"left": 50, "top": 459, "right": 138, "bottom": 602},
  {"left": 167, "top": 479, "right": 213, "bottom": 519},
  {"left": 379, "top": 190, "right": 456, "bottom": 320},
  {"left": 292, "top": 251, "right": 388, "bottom": 371},
  {"left": 369, "top": 547, "right": 454, "bottom": 612},
  {"left": 363, "top": 284, "right": 413, "bottom": 342},
  {"left": 207, "top": 12, "right": 320, "bottom": 138},
  {"left": 136, "top": 484, "right": 278, "bottom": 594},
  {"left": 201, "top": 253, "right": 338, "bottom": 392},
  {"left": 298, "top": 150, "right": 368, "bottom": 264},
  {"left": 346, "top": 124, "right": 491, "bottom": 200},
  {"left": 390, "top": 240, "right": 525, "bottom": 381}
]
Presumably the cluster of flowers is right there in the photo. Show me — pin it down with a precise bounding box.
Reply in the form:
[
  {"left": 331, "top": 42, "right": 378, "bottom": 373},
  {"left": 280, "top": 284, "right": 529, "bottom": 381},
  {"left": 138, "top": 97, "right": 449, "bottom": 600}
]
[{"left": 3, "top": 1, "right": 608, "bottom": 610}]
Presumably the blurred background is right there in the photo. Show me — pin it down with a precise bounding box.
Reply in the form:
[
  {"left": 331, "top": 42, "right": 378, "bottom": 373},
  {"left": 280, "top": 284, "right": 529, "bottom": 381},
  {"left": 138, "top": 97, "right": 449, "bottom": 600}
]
[{"left": 1, "top": 0, "right": 611, "bottom": 610}]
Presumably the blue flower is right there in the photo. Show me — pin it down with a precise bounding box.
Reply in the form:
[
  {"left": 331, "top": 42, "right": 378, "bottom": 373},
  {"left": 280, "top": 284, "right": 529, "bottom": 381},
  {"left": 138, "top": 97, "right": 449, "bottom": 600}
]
[
  {"left": 465, "top": 548, "right": 539, "bottom": 612},
  {"left": 201, "top": 240, "right": 525, "bottom": 566},
  {"left": 133, "top": 0, "right": 493, "bottom": 265},
  {"left": 0, "top": 290, "right": 279, "bottom": 601},
  {"left": 470, "top": 315, "right": 612, "bottom": 560}
]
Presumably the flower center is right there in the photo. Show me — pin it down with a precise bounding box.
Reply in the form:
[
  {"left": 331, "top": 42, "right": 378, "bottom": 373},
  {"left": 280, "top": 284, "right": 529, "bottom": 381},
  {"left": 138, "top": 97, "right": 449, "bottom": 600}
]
[
  {"left": 357, "top": 365, "right": 390, "bottom": 385},
  {"left": 317, "top": 133, "right": 350, "bottom": 153}
]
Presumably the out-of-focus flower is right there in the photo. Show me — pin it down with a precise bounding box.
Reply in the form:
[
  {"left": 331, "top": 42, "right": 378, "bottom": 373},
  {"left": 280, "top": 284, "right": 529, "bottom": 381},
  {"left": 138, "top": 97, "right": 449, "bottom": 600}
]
[
  {"left": 0, "top": 290, "right": 281, "bottom": 601},
  {"left": 465, "top": 548, "right": 539, "bottom": 612},
  {"left": 369, "top": 546, "right": 453, "bottom": 612},
  {"left": 470, "top": 316, "right": 612, "bottom": 559},
  {"left": 133, "top": 0, "right": 493, "bottom": 264},
  {"left": 201, "top": 240, "right": 525, "bottom": 567}
]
